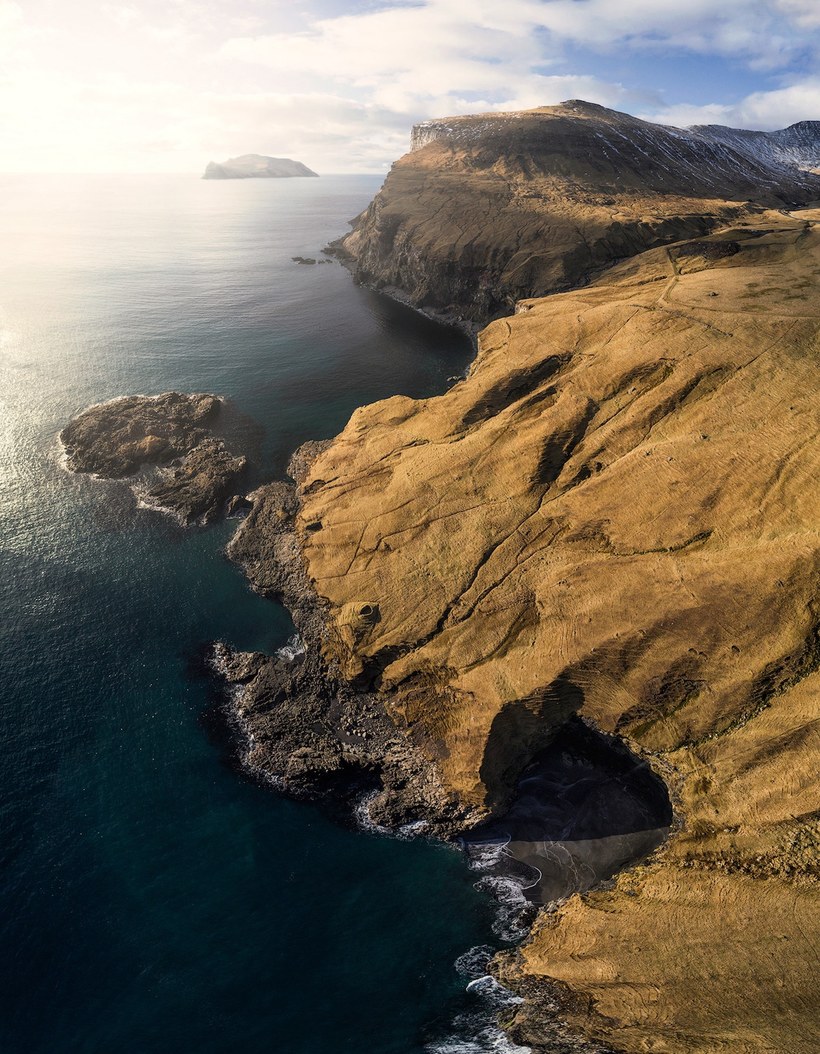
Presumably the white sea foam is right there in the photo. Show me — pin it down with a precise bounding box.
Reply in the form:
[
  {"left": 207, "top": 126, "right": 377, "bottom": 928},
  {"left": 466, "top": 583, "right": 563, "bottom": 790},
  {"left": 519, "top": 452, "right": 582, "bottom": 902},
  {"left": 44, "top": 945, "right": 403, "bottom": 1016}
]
[
  {"left": 353, "top": 792, "right": 431, "bottom": 840},
  {"left": 466, "top": 975, "right": 523, "bottom": 1008},
  {"left": 425, "top": 1026, "right": 531, "bottom": 1054},
  {"left": 276, "top": 634, "right": 306, "bottom": 662},
  {"left": 425, "top": 977, "right": 530, "bottom": 1054},
  {"left": 353, "top": 791, "right": 391, "bottom": 835},
  {"left": 395, "top": 818, "right": 430, "bottom": 840},
  {"left": 473, "top": 875, "right": 534, "bottom": 943},
  {"left": 463, "top": 838, "right": 509, "bottom": 871}
]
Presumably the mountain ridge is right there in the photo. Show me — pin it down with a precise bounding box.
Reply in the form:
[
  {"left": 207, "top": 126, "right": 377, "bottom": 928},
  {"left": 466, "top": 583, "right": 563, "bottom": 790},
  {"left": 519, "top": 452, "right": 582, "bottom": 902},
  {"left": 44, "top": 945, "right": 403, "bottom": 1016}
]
[{"left": 334, "top": 100, "right": 820, "bottom": 325}]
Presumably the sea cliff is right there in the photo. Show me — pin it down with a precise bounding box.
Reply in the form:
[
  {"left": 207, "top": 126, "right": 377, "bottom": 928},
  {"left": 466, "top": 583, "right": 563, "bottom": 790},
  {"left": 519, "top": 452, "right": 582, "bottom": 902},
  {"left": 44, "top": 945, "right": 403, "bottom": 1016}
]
[
  {"left": 230, "top": 104, "right": 820, "bottom": 1052},
  {"left": 332, "top": 100, "right": 820, "bottom": 326}
]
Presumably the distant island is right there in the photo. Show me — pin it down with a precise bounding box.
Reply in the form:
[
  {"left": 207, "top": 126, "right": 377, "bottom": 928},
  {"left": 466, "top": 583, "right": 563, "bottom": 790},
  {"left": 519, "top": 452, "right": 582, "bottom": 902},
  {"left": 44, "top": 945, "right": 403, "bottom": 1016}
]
[{"left": 203, "top": 154, "right": 318, "bottom": 179}]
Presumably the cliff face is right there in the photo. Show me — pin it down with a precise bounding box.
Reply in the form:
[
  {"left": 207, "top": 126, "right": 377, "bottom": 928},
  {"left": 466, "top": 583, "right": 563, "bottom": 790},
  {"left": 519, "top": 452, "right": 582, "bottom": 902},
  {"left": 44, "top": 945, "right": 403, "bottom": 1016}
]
[
  {"left": 336, "top": 101, "right": 820, "bottom": 324},
  {"left": 222, "top": 103, "right": 820, "bottom": 1053},
  {"left": 232, "top": 212, "right": 820, "bottom": 1051}
]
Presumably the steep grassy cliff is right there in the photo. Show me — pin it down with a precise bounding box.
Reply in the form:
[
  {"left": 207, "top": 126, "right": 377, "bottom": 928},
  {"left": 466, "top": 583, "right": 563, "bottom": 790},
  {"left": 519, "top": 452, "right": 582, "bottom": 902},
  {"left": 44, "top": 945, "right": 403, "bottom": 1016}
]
[
  {"left": 243, "top": 215, "right": 820, "bottom": 1052},
  {"left": 335, "top": 101, "right": 820, "bottom": 324},
  {"left": 228, "top": 105, "right": 820, "bottom": 1053}
]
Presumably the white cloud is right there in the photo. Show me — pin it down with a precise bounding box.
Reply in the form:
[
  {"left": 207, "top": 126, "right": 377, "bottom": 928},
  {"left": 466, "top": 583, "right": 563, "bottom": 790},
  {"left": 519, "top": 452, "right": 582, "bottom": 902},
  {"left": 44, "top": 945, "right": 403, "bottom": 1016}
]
[
  {"left": 522, "top": 0, "right": 818, "bottom": 68},
  {"left": 650, "top": 76, "right": 820, "bottom": 131},
  {"left": 222, "top": 0, "right": 820, "bottom": 93},
  {"left": 221, "top": 1, "right": 557, "bottom": 112},
  {"left": 2, "top": 0, "right": 820, "bottom": 172}
]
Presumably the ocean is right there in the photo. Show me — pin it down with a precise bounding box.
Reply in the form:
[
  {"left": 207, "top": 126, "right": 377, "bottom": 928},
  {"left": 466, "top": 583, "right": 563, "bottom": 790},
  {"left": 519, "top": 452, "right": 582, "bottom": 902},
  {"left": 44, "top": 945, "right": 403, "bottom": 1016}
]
[{"left": 0, "top": 173, "right": 522, "bottom": 1053}]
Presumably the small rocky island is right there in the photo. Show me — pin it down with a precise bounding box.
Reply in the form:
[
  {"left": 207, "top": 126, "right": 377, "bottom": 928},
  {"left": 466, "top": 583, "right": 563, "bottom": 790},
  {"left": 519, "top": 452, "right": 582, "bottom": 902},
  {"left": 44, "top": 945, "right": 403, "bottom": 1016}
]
[
  {"left": 60, "top": 392, "right": 247, "bottom": 525},
  {"left": 203, "top": 154, "right": 318, "bottom": 179}
]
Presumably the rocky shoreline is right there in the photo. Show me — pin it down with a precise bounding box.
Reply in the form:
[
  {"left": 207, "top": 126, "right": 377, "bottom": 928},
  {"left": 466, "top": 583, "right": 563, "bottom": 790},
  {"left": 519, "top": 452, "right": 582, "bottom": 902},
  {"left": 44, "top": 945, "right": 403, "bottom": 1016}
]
[
  {"left": 211, "top": 448, "right": 477, "bottom": 836},
  {"left": 60, "top": 102, "right": 820, "bottom": 1053}
]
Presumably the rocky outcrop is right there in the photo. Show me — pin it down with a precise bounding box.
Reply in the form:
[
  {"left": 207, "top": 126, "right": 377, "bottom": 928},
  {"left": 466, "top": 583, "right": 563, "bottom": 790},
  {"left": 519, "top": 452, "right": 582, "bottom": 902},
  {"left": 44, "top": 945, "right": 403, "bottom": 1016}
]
[
  {"left": 233, "top": 213, "right": 820, "bottom": 1052},
  {"left": 61, "top": 392, "right": 246, "bottom": 524},
  {"left": 215, "top": 472, "right": 472, "bottom": 833},
  {"left": 203, "top": 154, "right": 318, "bottom": 179},
  {"left": 333, "top": 100, "right": 820, "bottom": 325}
]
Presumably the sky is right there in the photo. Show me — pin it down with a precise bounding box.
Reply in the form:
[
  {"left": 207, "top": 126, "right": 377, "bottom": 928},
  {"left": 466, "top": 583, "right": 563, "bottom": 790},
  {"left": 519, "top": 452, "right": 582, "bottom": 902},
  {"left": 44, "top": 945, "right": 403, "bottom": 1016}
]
[{"left": 3, "top": 0, "right": 820, "bottom": 173}]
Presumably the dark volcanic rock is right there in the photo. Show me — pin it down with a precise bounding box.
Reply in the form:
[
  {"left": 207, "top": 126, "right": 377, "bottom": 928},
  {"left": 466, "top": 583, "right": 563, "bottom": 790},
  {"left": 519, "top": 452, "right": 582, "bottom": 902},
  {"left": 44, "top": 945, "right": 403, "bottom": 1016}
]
[
  {"left": 61, "top": 392, "right": 219, "bottom": 477},
  {"left": 213, "top": 457, "right": 473, "bottom": 834},
  {"left": 61, "top": 392, "right": 246, "bottom": 525},
  {"left": 225, "top": 494, "right": 253, "bottom": 518},
  {"left": 144, "top": 437, "right": 247, "bottom": 525}
]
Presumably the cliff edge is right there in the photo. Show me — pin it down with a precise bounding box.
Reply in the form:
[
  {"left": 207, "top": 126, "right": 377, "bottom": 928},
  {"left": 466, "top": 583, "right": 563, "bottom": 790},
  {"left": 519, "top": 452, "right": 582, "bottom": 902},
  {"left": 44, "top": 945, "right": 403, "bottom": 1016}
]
[
  {"left": 231, "top": 213, "right": 820, "bottom": 1051},
  {"left": 334, "top": 100, "right": 820, "bottom": 324}
]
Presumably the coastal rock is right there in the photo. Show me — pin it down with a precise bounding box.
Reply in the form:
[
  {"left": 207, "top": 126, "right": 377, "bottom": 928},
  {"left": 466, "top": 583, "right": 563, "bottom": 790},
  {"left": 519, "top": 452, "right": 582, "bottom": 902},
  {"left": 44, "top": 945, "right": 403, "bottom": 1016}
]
[
  {"left": 225, "top": 494, "right": 253, "bottom": 518},
  {"left": 217, "top": 476, "right": 471, "bottom": 831},
  {"left": 143, "top": 437, "right": 246, "bottom": 525},
  {"left": 333, "top": 100, "right": 820, "bottom": 325},
  {"left": 61, "top": 392, "right": 219, "bottom": 477},
  {"left": 61, "top": 392, "right": 246, "bottom": 525},
  {"left": 232, "top": 214, "right": 820, "bottom": 1052},
  {"left": 204, "top": 154, "right": 318, "bottom": 179}
]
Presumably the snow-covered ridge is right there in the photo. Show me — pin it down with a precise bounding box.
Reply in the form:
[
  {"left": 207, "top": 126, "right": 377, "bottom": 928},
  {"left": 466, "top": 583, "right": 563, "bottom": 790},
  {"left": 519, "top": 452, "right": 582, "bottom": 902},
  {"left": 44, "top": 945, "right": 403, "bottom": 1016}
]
[
  {"left": 690, "top": 121, "right": 820, "bottom": 173},
  {"left": 409, "top": 102, "right": 820, "bottom": 188}
]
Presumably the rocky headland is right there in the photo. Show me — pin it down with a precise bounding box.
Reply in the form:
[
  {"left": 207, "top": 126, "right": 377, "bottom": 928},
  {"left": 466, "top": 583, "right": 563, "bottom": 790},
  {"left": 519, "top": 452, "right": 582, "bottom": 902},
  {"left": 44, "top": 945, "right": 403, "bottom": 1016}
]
[
  {"left": 61, "top": 392, "right": 247, "bottom": 524},
  {"left": 220, "top": 104, "right": 820, "bottom": 1053},
  {"left": 203, "top": 154, "right": 318, "bottom": 179},
  {"left": 330, "top": 100, "right": 820, "bottom": 326}
]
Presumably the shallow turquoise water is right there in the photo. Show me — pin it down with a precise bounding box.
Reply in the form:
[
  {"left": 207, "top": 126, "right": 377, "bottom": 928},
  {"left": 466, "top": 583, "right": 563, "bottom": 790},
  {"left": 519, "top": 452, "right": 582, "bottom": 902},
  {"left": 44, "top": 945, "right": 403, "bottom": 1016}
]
[{"left": 0, "top": 174, "right": 505, "bottom": 1053}]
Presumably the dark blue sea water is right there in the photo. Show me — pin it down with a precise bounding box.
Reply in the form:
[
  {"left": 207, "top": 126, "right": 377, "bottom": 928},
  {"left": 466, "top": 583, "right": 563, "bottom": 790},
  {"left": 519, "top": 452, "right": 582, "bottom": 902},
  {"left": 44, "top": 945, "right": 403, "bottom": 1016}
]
[{"left": 0, "top": 175, "right": 521, "bottom": 1053}]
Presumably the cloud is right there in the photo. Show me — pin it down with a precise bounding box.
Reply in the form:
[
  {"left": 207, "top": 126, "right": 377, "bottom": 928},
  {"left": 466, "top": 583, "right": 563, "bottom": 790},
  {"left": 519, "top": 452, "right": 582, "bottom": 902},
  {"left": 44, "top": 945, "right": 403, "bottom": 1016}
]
[
  {"left": 221, "top": 1, "right": 558, "bottom": 113},
  {"left": 515, "top": 0, "right": 820, "bottom": 70},
  {"left": 218, "top": 1, "right": 672, "bottom": 126},
  {"left": 649, "top": 76, "right": 820, "bottom": 131},
  {"left": 2, "top": 0, "right": 820, "bottom": 172},
  {"left": 222, "top": 0, "right": 820, "bottom": 99}
]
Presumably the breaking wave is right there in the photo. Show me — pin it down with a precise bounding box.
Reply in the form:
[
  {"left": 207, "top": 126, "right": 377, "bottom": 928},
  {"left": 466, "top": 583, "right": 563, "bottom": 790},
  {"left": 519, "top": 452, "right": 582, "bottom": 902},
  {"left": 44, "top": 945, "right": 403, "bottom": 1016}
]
[
  {"left": 276, "top": 634, "right": 306, "bottom": 662},
  {"left": 424, "top": 974, "right": 530, "bottom": 1054}
]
